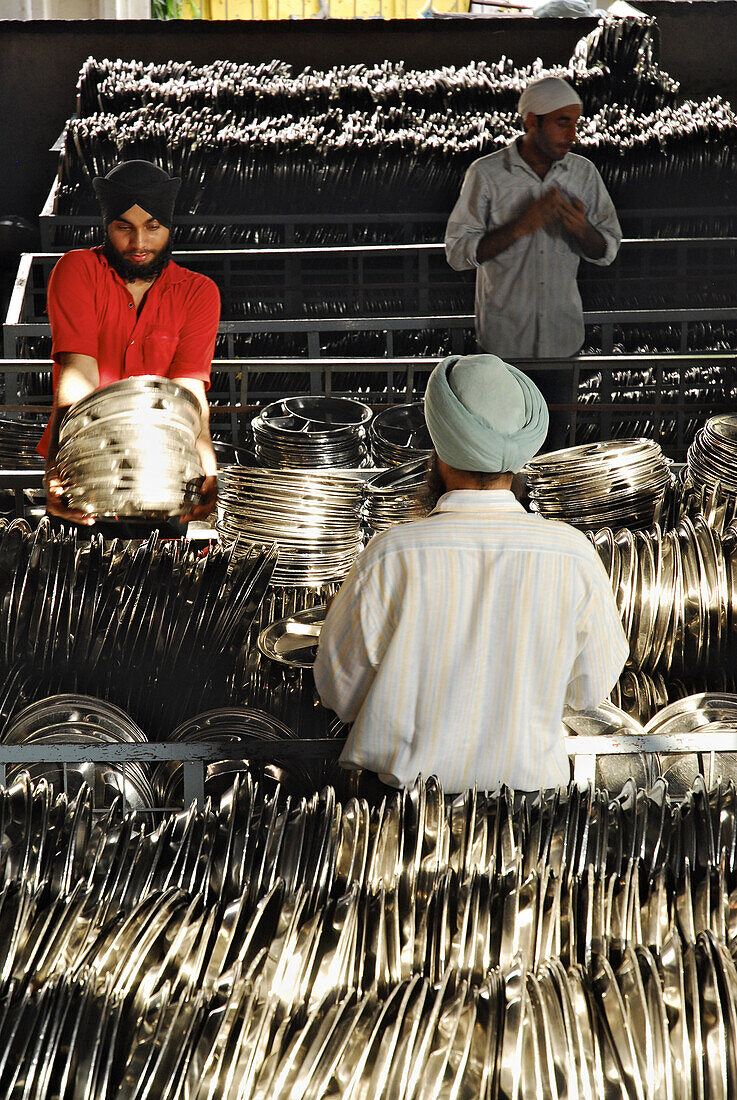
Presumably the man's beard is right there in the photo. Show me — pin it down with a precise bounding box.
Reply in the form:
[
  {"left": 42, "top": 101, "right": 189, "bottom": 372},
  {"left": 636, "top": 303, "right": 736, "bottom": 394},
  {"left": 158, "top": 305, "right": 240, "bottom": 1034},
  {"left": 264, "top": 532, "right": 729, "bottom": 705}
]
[
  {"left": 103, "top": 238, "right": 172, "bottom": 283},
  {"left": 422, "top": 452, "right": 447, "bottom": 511}
]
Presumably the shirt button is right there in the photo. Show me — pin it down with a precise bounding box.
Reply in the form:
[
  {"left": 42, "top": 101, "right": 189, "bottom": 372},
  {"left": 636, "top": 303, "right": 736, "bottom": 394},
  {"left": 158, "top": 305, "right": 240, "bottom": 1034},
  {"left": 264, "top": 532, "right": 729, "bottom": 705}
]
[{"left": 128, "top": 302, "right": 133, "bottom": 309}]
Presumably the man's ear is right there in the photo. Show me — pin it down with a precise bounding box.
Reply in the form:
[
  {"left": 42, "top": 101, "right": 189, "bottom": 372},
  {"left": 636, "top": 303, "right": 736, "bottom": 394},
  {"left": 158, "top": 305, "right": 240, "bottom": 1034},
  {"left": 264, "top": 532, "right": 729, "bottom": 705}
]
[{"left": 523, "top": 111, "right": 537, "bottom": 134}]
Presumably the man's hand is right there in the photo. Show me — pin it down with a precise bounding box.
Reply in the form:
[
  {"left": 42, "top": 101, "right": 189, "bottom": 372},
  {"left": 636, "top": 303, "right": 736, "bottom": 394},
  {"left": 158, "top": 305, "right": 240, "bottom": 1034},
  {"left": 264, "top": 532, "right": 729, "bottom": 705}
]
[
  {"left": 553, "top": 191, "right": 607, "bottom": 259},
  {"left": 44, "top": 465, "right": 95, "bottom": 526},
  {"left": 476, "top": 189, "right": 562, "bottom": 264},
  {"left": 515, "top": 190, "right": 564, "bottom": 238},
  {"left": 180, "top": 474, "right": 218, "bottom": 523}
]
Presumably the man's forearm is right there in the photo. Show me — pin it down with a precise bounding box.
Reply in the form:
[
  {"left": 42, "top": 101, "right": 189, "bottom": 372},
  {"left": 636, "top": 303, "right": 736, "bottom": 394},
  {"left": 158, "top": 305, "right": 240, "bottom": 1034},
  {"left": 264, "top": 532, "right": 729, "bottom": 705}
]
[
  {"left": 195, "top": 419, "right": 218, "bottom": 478},
  {"left": 475, "top": 218, "right": 524, "bottom": 264},
  {"left": 574, "top": 223, "right": 607, "bottom": 260},
  {"left": 44, "top": 402, "right": 70, "bottom": 469}
]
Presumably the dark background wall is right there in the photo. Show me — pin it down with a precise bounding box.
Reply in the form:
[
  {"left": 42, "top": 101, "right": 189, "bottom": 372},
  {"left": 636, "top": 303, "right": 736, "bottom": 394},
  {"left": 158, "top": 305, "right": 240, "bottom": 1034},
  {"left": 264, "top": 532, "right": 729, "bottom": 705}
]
[{"left": 2, "top": 3, "right": 735, "bottom": 228}]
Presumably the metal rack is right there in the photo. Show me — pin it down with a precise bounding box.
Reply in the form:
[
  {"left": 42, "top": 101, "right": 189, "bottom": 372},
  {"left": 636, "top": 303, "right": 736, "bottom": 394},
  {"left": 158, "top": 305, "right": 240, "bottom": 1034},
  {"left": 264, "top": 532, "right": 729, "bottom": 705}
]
[
  {"left": 38, "top": 178, "right": 737, "bottom": 249},
  {"left": 0, "top": 355, "right": 734, "bottom": 455},
  {"left": 7, "top": 242, "right": 737, "bottom": 356},
  {"left": 1, "top": 731, "right": 733, "bottom": 810}
]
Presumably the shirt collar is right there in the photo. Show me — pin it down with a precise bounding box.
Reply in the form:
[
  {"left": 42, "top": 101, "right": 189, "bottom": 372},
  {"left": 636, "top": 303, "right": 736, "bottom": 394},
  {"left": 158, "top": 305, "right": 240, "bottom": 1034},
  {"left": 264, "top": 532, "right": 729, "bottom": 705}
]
[
  {"left": 430, "top": 489, "right": 527, "bottom": 515},
  {"left": 506, "top": 138, "right": 571, "bottom": 179}
]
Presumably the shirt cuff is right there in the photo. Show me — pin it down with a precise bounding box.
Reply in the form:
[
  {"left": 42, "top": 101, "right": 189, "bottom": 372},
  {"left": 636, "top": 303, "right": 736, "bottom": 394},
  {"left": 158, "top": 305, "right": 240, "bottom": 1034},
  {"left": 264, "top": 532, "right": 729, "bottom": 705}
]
[{"left": 52, "top": 344, "right": 99, "bottom": 362}]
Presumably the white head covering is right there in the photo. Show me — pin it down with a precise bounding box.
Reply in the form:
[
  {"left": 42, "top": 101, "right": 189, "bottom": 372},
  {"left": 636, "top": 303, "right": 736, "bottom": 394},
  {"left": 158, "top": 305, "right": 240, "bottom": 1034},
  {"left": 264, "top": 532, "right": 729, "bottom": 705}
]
[
  {"left": 518, "top": 76, "right": 582, "bottom": 119},
  {"left": 424, "top": 354, "right": 549, "bottom": 474}
]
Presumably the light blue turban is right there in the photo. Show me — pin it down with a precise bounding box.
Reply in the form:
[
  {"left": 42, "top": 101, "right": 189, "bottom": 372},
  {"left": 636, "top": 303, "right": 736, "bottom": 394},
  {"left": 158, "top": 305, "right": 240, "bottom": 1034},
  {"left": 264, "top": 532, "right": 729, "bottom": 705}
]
[{"left": 424, "top": 354, "right": 549, "bottom": 473}]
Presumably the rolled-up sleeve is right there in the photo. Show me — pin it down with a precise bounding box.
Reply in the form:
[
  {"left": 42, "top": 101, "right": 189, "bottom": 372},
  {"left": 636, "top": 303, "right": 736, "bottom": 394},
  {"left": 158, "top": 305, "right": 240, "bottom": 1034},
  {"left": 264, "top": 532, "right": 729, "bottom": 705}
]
[
  {"left": 582, "top": 166, "right": 622, "bottom": 267},
  {"left": 47, "top": 252, "right": 100, "bottom": 362},
  {"left": 444, "top": 163, "right": 488, "bottom": 271},
  {"left": 314, "top": 565, "right": 376, "bottom": 723}
]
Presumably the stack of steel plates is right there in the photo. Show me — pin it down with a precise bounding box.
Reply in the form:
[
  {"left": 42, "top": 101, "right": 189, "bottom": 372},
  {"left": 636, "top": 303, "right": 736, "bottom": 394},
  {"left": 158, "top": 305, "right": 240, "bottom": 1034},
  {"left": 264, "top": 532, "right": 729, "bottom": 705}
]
[
  {"left": 55, "top": 376, "right": 204, "bottom": 517},
  {"left": 687, "top": 415, "right": 737, "bottom": 499},
  {"left": 217, "top": 466, "right": 364, "bottom": 585},
  {"left": 524, "top": 438, "right": 671, "bottom": 530},
  {"left": 0, "top": 416, "right": 44, "bottom": 469},
  {"left": 591, "top": 514, "right": 728, "bottom": 679},
  {"left": 368, "top": 402, "right": 432, "bottom": 467},
  {"left": 363, "top": 456, "right": 431, "bottom": 534},
  {"left": 1, "top": 694, "right": 155, "bottom": 810},
  {"left": 251, "top": 396, "right": 371, "bottom": 468}
]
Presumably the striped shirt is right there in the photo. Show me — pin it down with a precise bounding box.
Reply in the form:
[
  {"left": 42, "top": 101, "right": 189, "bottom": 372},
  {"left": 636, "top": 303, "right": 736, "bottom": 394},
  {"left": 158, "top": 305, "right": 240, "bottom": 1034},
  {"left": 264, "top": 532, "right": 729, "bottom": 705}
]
[
  {"left": 444, "top": 140, "right": 621, "bottom": 358},
  {"left": 314, "top": 490, "right": 628, "bottom": 792}
]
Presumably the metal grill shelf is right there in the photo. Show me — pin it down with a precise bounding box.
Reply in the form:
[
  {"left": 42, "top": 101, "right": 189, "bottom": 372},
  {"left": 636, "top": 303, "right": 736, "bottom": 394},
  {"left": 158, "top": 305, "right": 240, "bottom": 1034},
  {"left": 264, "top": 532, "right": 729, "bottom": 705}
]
[
  {"left": 0, "top": 354, "right": 734, "bottom": 457},
  {"left": 38, "top": 176, "right": 737, "bottom": 249},
  {"left": 0, "top": 732, "right": 732, "bottom": 811},
  {"left": 8, "top": 239, "right": 737, "bottom": 360}
]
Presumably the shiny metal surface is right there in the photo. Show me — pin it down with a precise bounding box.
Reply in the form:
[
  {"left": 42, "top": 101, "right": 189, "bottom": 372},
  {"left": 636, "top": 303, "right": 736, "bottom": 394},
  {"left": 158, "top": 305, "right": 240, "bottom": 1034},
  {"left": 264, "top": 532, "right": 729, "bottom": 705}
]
[
  {"left": 0, "top": 416, "right": 44, "bottom": 470},
  {"left": 217, "top": 466, "right": 364, "bottom": 585},
  {"left": 0, "top": 519, "right": 276, "bottom": 740},
  {"left": 363, "top": 457, "right": 431, "bottom": 535},
  {"left": 252, "top": 396, "right": 372, "bottom": 469},
  {"left": 56, "top": 376, "right": 204, "bottom": 518},
  {"left": 0, "top": 771, "right": 736, "bottom": 1095},
  {"left": 368, "top": 403, "right": 432, "bottom": 468},
  {"left": 688, "top": 415, "right": 737, "bottom": 498},
  {"left": 524, "top": 438, "right": 672, "bottom": 531},
  {"left": 591, "top": 514, "right": 733, "bottom": 686},
  {"left": 258, "top": 605, "right": 326, "bottom": 668}
]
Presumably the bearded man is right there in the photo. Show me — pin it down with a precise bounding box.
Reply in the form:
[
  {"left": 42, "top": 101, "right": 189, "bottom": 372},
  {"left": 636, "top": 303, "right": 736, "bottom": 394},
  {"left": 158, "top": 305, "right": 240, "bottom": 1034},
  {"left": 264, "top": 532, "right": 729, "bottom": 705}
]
[{"left": 40, "top": 159, "right": 220, "bottom": 533}]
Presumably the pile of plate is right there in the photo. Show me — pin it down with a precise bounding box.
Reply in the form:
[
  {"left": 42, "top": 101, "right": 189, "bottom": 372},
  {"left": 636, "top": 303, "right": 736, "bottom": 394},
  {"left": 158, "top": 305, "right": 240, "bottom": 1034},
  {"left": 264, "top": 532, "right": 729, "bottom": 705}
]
[
  {"left": 363, "top": 457, "right": 431, "bottom": 534},
  {"left": 55, "top": 376, "right": 204, "bottom": 517},
  {"left": 368, "top": 402, "right": 433, "bottom": 467},
  {"left": 0, "top": 416, "right": 44, "bottom": 469},
  {"left": 591, "top": 514, "right": 730, "bottom": 678},
  {"left": 1, "top": 694, "right": 155, "bottom": 810},
  {"left": 562, "top": 700, "right": 654, "bottom": 790},
  {"left": 252, "top": 395, "right": 372, "bottom": 469},
  {"left": 5, "top": 768, "right": 737, "bottom": 1098},
  {"left": 642, "top": 692, "right": 737, "bottom": 796},
  {"left": 217, "top": 466, "right": 364, "bottom": 585},
  {"left": 0, "top": 518, "right": 276, "bottom": 738},
  {"left": 524, "top": 438, "right": 671, "bottom": 530},
  {"left": 687, "top": 415, "right": 737, "bottom": 499}
]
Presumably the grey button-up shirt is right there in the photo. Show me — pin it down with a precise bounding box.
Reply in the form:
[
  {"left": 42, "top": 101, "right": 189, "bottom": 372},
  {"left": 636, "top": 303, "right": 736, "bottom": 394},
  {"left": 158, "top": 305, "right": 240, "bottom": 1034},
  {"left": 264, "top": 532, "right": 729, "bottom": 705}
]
[{"left": 445, "top": 140, "right": 622, "bottom": 358}]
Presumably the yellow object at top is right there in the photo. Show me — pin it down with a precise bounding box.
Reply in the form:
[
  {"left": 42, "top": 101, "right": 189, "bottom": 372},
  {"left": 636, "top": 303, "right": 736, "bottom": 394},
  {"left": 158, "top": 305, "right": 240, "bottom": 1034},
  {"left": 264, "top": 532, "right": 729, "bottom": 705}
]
[{"left": 181, "top": 0, "right": 468, "bottom": 16}]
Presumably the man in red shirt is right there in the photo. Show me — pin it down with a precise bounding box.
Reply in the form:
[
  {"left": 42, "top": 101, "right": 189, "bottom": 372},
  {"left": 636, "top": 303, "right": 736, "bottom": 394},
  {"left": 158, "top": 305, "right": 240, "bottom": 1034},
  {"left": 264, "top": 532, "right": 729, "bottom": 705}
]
[{"left": 42, "top": 159, "right": 220, "bottom": 532}]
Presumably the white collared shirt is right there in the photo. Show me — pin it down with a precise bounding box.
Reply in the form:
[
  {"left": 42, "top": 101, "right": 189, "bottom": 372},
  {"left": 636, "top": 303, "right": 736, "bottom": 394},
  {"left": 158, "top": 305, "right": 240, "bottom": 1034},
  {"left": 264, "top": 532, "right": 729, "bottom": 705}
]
[
  {"left": 444, "top": 140, "right": 622, "bottom": 358},
  {"left": 314, "top": 490, "right": 628, "bottom": 793}
]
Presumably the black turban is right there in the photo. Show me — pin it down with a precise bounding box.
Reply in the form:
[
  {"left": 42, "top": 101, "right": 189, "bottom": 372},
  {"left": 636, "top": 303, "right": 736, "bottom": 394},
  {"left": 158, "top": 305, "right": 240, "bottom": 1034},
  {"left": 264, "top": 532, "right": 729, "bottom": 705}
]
[{"left": 92, "top": 160, "right": 181, "bottom": 228}]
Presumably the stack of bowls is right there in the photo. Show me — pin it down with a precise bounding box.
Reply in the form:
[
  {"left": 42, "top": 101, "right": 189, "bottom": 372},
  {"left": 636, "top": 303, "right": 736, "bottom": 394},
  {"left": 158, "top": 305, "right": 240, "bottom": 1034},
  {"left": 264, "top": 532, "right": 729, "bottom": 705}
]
[
  {"left": 524, "top": 439, "right": 671, "bottom": 531},
  {"left": 55, "top": 376, "right": 204, "bottom": 517},
  {"left": 252, "top": 396, "right": 371, "bottom": 469}
]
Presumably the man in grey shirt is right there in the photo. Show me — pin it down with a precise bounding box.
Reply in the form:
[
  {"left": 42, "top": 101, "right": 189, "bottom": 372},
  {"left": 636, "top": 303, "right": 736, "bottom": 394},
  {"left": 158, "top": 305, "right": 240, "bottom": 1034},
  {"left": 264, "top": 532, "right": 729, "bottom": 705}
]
[{"left": 445, "top": 75, "right": 621, "bottom": 450}]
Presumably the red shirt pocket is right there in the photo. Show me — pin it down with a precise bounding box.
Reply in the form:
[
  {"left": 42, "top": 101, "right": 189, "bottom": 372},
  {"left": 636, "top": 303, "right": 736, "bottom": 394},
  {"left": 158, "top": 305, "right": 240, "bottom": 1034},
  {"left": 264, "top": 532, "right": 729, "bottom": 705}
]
[{"left": 141, "top": 330, "right": 179, "bottom": 376}]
